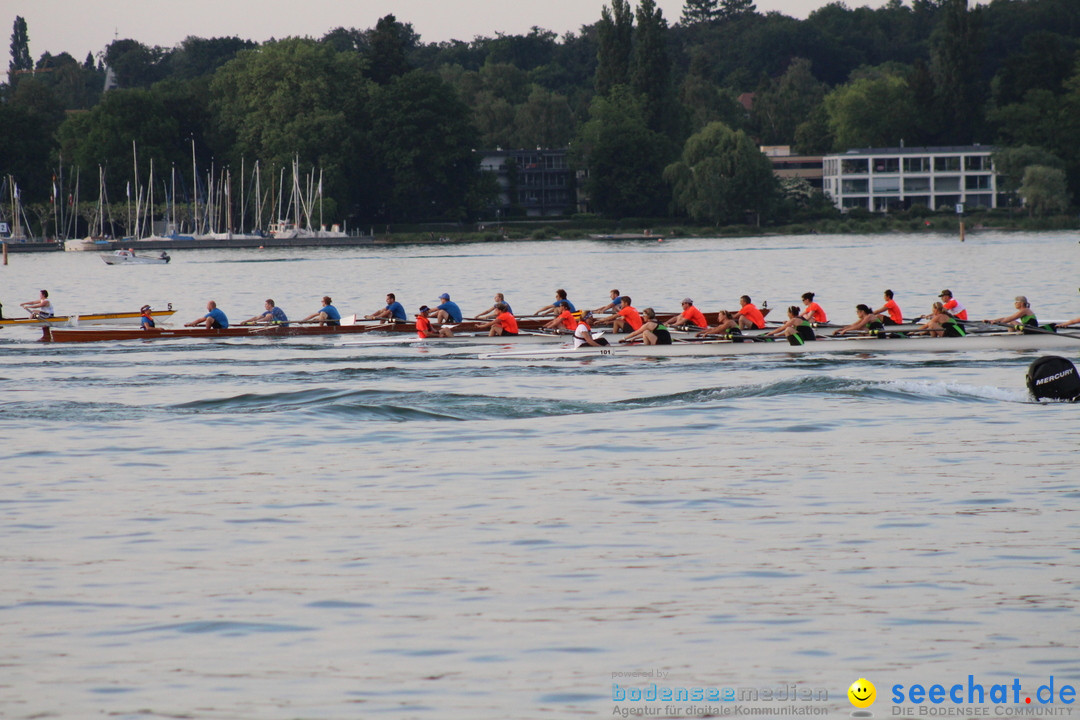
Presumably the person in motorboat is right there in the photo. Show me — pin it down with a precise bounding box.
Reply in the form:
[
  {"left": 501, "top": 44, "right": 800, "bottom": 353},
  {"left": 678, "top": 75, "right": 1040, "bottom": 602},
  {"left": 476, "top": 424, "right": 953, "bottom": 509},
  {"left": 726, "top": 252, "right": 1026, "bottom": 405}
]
[
  {"left": 541, "top": 300, "right": 578, "bottom": 332},
  {"left": 765, "top": 305, "right": 816, "bottom": 344},
  {"left": 621, "top": 308, "right": 672, "bottom": 345},
  {"left": 185, "top": 300, "right": 229, "bottom": 329},
  {"left": 914, "top": 301, "right": 965, "bottom": 337},
  {"left": 21, "top": 289, "right": 54, "bottom": 319},
  {"left": 241, "top": 298, "right": 289, "bottom": 326},
  {"left": 698, "top": 309, "right": 740, "bottom": 338},
  {"left": 139, "top": 305, "right": 156, "bottom": 330},
  {"left": 985, "top": 296, "right": 1038, "bottom": 332},
  {"left": 872, "top": 289, "right": 904, "bottom": 325},
  {"left": 433, "top": 293, "right": 463, "bottom": 324},
  {"left": 534, "top": 288, "right": 575, "bottom": 316},
  {"left": 799, "top": 292, "right": 828, "bottom": 324},
  {"left": 366, "top": 293, "right": 407, "bottom": 322},
  {"left": 474, "top": 293, "right": 511, "bottom": 319},
  {"left": 474, "top": 302, "right": 518, "bottom": 336},
  {"left": 592, "top": 296, "right": 643, "bottom": 333},
  {"left": 733, "top": 295, "right": 767, "bottom": 329},
  {"left": 833, "top": 304, "right": 887, "bottom": 336},
  {"left": 573, "top": 311, "right": 609, "bottom": 348},
  {"left": 664, "top": 298, "right": 708, "bottom": 330},
  {"left": 415, "top": 306, "right": 454, "bottom": 338},
  {"left": 300, "top": 296, "right": 342, "bottom": 326}
]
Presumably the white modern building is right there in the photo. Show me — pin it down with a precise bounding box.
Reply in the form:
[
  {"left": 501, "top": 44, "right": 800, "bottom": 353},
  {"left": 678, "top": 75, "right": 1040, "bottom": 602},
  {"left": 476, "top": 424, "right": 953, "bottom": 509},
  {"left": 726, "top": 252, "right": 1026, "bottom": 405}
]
[{"left": 823, "top": 146, "right": 999, "bottom": 212}]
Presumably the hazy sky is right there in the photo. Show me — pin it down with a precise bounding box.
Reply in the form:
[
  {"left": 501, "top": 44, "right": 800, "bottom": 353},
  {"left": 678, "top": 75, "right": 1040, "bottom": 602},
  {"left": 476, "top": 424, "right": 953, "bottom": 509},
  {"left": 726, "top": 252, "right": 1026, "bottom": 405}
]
[{"left": 8, "top": 0, "right": 894, "bottom": 66}]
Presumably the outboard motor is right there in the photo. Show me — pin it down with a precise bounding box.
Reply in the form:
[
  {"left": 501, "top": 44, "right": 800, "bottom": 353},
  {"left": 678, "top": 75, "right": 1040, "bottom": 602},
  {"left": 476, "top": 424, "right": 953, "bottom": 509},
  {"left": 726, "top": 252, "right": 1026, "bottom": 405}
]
[{"left": 1026, "top": 356, "right": 1080, "bottom": 402}]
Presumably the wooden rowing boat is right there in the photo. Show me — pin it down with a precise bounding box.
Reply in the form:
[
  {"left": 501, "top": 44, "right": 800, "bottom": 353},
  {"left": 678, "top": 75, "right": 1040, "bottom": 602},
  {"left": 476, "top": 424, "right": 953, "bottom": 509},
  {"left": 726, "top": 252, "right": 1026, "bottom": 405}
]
[
  {"left": 478, "top": 330, "right": 1080, "bottom": 359},
  {"left": 40, "top": 323, "right": 383, "bottom": 342},
  {"left": 1, "top": 309, "right": 177, "bottom": 327}
]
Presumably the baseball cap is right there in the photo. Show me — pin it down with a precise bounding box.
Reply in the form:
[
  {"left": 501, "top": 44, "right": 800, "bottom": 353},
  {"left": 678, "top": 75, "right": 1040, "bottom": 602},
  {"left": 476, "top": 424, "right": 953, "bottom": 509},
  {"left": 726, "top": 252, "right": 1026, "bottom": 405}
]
[
  {"left": 938, "top": 289, "right": 952, "bottom": 297},
  {"left": 682, "top": 297, "right": 693, "bottom": 305},
  {"left": 418, "top": 305, "right": 430, "bottom": 313},
  {"left": 439, "top": 293, "right": 450, "bottom": 300}
]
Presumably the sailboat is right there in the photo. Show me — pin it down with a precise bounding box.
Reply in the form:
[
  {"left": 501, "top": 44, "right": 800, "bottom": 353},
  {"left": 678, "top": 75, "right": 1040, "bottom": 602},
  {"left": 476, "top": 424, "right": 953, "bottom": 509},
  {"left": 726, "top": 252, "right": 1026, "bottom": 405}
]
[{"left": 268, "top": 159, "right": 347, "bottom": 239}]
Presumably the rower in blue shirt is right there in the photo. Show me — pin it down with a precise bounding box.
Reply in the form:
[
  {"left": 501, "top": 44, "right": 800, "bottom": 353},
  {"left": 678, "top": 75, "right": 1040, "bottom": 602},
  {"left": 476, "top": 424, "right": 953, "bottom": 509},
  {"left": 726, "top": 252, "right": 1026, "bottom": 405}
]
[
  {"left": 241, "top": 298, "right": 289, "bottom": 326},
  {"left": 434, "top": 293, "right": 463, "bottom": 323},
  {"left": 534, "top": 288, "right": 575, "bottom": 316},
  {"left": 185, "top": 300, "right": 229, "bottom": 329},
  {"left": 301, "top": 296, "right": 341, "bottom": 326},
  {"left": 366, "top": 293, "right": 407, "bottom": 323}
]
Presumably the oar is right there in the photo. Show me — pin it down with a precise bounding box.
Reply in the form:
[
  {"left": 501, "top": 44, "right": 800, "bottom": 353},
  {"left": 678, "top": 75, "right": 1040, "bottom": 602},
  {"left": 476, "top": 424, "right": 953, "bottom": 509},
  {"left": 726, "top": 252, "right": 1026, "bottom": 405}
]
[{"left": 987, "top": 322, "right": 1080, "bottom": 342}]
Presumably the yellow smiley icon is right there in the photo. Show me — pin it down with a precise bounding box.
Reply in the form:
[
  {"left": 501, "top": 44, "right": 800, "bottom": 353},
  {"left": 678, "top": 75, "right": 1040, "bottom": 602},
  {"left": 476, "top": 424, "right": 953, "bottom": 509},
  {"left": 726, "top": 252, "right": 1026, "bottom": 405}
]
[{"left": 848, "top": 678, "right": 876, "bottom": 708}]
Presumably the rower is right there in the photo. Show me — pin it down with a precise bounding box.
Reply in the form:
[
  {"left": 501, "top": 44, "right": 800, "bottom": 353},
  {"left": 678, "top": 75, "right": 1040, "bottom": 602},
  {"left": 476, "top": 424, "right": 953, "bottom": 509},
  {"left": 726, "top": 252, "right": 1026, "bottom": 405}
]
[
  {"left": 474, "top": 293, "right": 511, "bottom": 319},
  {"left": 542, "top": 301, "right": 577, "bottom": 332},
  {"left": 873, "top": 289, "right": 904, "bottom": 325},
  {"left": 799, "top": 292, "right": 828, "bottom": 324},
  {"left": 474, "top": 302, "right": 518, "bottom": 336},
  {"left": 415, "top": 306, "right": 453, "bottom": 338},
  {"left": 366, "top": 293, "right": 407, "bottom": 322},
  {"left": 433, "top": 293, "right": 463, "bottom": 323},
  {"left": 300, "top": 296, "right": 341, "bottom": 326},
  {"left": 985, "top": 296, "right": 1039, "bottom": 332},
  {"left": 21, "top": 289, "right": 53, "bottom": 320},
  {"left": 534, "top": 289, "right": 574, "bottom": 316},
  {"left": 241, "top": 298, "right": 289, "bottom": 326},
  {"left": 733, "top": 295, "right": 766, "bottom": 329},
  {"left": 573, "top": 311, "right": 609, "bottom": 348},
  {"left": 938, "top": 289, "right": 968, "bottom": 320},
  {"left": 833, "top": 304, "right": 886, "bottom": 336},
  {"left": 698, "top": 309, "right": 740, "bottom": 338},
  {"left": 592, "top": 289, "right": 625, "bottom": 314},
  {"left": 622, "top": 308, "right": 672, "bottom": 345},
  {"left": 665, "top": 298, "right": 708, "bottom": 330},
  {"left": 593, "top": 296, "right": 642, "bottom": 333},
  {"left": 915, "top": 301, "right": 965, "bottom": 337},
  {"left": 139, "top": 305, "right": 156, "bottom": 330},
  {"left": 765, "top": 305, "right": 816, "bottom": 344},
  {"left": 185, "top": 300, "right": 229, "bottom": 329}
]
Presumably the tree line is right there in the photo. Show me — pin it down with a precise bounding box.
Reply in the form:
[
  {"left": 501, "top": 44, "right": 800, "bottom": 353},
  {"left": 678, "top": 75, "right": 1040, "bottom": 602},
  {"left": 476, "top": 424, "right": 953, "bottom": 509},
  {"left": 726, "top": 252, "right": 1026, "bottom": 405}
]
[{"left": 2, "top": 0, "right": 1080, "bottom": 236}]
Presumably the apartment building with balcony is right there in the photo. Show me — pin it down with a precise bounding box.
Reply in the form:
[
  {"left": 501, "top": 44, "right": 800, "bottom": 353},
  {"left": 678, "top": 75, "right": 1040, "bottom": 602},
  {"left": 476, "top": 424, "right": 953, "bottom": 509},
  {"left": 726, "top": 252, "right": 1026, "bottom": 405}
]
[
  {"left": 823, "top": 146, "right": 998, "bottom": 212},
  {"left": 478, "top": 148, "right": 576, "bottom": 218}
]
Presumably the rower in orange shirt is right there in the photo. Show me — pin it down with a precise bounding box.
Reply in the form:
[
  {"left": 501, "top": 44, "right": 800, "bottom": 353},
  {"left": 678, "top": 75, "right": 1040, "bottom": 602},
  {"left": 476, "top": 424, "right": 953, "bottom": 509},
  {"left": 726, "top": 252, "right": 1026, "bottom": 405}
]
[
  {"left": 873, "top": 289, "right": 904, "bottom": 325},
  {"left": 665, "top": 298, "right": 708, "bottom": 330},
  {"left": 415, "top": 306, "right": 453, "bottom": 338},
  {"left": 594, "top": 296, "right": 643, "bottom": 333},
  {"left": 475, "top": 302, "right": 519, "bottom": 336},
  {"left": 542, "top": 300, "right": 577, "bottom": 332},
  {"left": 733, "top": 295, "right": 766, "bottom": 329},
  {"left": 799, "top": 292, "right": 828, "bottom": 323}
]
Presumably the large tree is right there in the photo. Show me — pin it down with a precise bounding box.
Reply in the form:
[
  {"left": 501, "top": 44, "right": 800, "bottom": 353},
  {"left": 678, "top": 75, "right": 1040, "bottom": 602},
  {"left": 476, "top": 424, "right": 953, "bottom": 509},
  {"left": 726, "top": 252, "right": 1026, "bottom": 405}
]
[
  {"left": 751, "top": 57, "right": 825, "bottom": 145},
  {"left": 664, "top": 121, "right": 776, "bottom": 225},
  {"left": 595, "top": 0, "right": 633, "bottom": 96},
  {"left": 631, "top": 0, "right": 674, "bottom": 135},
  {"left": 929, "top": 0, "right": 983, "bottom": 144},
  {"left": 8, "top": 15, "right": 31, "bottom": 86},
  {"left": 823, "top": 70, "right": 918, "bottom": 150},
  {"left": 682, "top": 0, "right": 720, "bottom": 26},
  {"left": 364, "top": 14, "right": 414, "bottom": 85}
]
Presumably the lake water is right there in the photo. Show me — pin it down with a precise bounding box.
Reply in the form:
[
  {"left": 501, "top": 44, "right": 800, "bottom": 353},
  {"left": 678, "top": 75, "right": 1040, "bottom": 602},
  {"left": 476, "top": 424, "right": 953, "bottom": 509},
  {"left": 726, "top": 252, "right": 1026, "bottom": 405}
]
[{"left": 2, "top": 231, "right": 1079, "bottom": 719}]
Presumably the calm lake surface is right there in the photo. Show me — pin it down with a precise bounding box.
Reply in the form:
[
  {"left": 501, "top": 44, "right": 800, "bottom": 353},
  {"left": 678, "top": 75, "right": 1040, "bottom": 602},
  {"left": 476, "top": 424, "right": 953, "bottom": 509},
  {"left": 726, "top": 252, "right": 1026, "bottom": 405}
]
[{"left": 2, "top": 231, "right": 1079, "bottom": 719}]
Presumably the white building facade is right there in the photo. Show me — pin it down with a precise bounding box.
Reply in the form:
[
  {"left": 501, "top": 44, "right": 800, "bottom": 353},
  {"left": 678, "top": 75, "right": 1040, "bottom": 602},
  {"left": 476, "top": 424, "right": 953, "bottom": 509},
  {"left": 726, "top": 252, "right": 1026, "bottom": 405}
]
[{"left": 823, "top": 146, "right": 998, "bottom": 212}]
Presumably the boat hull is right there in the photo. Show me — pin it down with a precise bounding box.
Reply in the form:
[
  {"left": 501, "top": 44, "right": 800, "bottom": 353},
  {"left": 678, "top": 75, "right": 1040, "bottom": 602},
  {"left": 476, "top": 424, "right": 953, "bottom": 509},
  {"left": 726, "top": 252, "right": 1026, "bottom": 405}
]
[
  {"left": 1, "top": 310, "right": 177, "bottom": 328},
  {"left": 43, "top": 323, "right": 381, "bottom": 342}
]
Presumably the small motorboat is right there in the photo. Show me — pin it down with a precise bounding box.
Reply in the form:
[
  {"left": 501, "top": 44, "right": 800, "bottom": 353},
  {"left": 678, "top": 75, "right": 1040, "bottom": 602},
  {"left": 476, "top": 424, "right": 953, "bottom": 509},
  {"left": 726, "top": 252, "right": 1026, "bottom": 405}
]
[{"left": 101, "top": 249, "right": 171, "bottom": 265}]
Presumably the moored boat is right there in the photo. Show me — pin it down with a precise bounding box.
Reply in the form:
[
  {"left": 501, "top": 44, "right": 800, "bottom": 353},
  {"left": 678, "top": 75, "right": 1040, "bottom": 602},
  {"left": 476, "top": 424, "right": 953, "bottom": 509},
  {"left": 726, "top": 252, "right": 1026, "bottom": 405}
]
[{"left": 101, "top": 249, "right": 171, "bottom": 265}]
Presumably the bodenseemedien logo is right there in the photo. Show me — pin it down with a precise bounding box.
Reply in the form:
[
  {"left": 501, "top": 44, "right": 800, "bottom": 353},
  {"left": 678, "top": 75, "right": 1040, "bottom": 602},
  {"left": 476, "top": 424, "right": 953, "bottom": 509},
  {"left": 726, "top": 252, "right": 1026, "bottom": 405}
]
[{"left": 849, "top": 678, "right": 877, "bottom": 709}]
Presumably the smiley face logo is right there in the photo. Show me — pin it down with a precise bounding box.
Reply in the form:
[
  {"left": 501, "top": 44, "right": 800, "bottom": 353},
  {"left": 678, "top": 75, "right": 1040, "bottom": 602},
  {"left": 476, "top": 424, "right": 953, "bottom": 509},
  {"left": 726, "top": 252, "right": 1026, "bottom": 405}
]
[{"left": 848, "top": 678, "right": 876, "bottom": 708}]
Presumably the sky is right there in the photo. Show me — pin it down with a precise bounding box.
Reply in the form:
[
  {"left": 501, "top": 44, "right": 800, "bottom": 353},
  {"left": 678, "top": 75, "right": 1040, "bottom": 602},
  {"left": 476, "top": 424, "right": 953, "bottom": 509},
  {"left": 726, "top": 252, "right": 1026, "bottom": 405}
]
[{"left": 7, "top": 0, "right": 895, "bottom": 66}]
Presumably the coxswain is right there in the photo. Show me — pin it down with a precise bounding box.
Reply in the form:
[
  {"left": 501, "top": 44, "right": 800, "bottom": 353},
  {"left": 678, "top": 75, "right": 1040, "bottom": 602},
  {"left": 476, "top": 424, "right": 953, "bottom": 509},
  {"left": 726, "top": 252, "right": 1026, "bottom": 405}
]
[
  {"left": 415, "top": 306, "right": 454, "bottom": 338},
  {"left": 873, "top": 289, "right": 904, "bottom": 325},
  {"left": 366, "top": 293, "right": 407, "bottom": 322},
  {"left": 185, "top": 300, "right": 229, "bottom": 329},
  {"left": 542, "top": 300, "right": 577, "bottom": 332},
  {"left": 938, "top": 289, "right": 968, "bottom": 320},
  {"left": 833, "top": 304, "right": 886, "bottom": 336},
  {"left": 573, "top": 311, "right": 609, "bottom": 348},
  {"left": 21, "top": 289, "right": 53, "bottom": 319},
  {"left": 300, "top": 296, "right": 341, "bottom": 326},
  {"left": 985, "top": 296, "right": 1038, "bottom": 332},
  {"left": 799, "top": 292, "right": 828, "bottom": 324},
  {"left": 474, "top": 302, "right": 518, "bottom": 336},
  {"left": 665, "top": 298, "right": 708, "bottom": 330},
  {"left": 139, "top": 305, "right": 156, "bottom": 330},
  {"left": 622, "top": 308, "right": 672, "bottom": 345},
  {"left": 733, "top": 295, "right": 766, "bottom": 329}
]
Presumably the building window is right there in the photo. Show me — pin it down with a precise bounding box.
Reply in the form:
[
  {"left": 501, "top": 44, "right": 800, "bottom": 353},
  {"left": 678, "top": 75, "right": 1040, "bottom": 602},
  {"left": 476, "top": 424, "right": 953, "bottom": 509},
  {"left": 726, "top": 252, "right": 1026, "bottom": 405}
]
[
  {"left": 906, "top": 196, "right": 931, "bottom": 209},
  {"left": 935, "top": 176, "right": 961, "bottom": 192},
  {"left": 936, "top": 194, "right": 961, "bottom": 209},
  {"left": 873, "top": 158, "right": 900, "bottom": 173},
  {"left": 934, "top": 156, "right": 961, "bottom": 172},
  {"left": 964, "top": 156, "right": 988, "bottom": 171},
  {"left": 904, "top": 177, "right": 931, "bottom": 193},
  {"left": 965, "top": 175, "right": 991, "bottom": 190},
  {"left": 873, "top": 177, "right": 900, "bottom": 193},
  {"left": 841, "top": 158, "right": 869, "bottom": 174},
  {"left": 965, "top": 193, "right": 993, "bottom": 208},
  {"left": 904, "top": 157, "right": 931, "bottom": 173},
  {"left": 842, "top": 178, "right": 869, "bottom": 193},
  {"left": 842, "top": 197, "right": 868, "bottom": 209},
  {"left": 874, "top": 197, "right": 903, "bottom": 211}
]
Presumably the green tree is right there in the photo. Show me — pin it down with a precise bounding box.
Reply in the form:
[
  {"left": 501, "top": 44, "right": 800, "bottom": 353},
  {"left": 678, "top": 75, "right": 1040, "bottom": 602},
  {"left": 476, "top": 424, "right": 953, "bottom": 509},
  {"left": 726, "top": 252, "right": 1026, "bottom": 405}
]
[
  {"left": 719, "top": 0, "right": 757, "bottom": 20},
  {"left": 595, "top": 0, "right": 633, "bottom": 96},
  {"left": 991, "top": 145, "right": 1065, "bottom": 196},
  {"left": 929, "top": 0, "right": 982, "bottom": 144},
  {"left": 8, "top": 15, "right": 31, "bottom": 86},
  {"left": 664, "top": 121, "right": 776, "bottom": 225},
  {"left": 682, "top": 0, "right": 720, "bottom": 25},
  {"left": 823, "top": 71, "right": 917, "bottom": 149},
  {"left": 631, "top": 0, "right": 673, "bottom": 134},
  {"left": 575, "top": 86, "right": 670, "bottom": 217},
  {"left": 0, "top": 103, "right": 53, "bottom": 201},
  {"left": 1019, "top": 165, "right": 1069, "bottom": 216},
  {"left": 751, "top": 57, "right": 824, "bottom": 145},
  {"left": 679, "top": 71, "right": 746, "bottom": 134},
  {"left": 512, "top": 86, "right": 575, "bottom": 148},
  {"left": 793, "top": 104, "right": 833, "bottom": 154},
  {"left": 364, "top": 14, "right": 414, "bottom": 85}
]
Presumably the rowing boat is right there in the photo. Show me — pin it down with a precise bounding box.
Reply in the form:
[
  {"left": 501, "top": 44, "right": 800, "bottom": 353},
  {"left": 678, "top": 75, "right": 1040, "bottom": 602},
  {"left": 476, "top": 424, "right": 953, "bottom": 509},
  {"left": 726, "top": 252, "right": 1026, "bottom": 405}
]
[
  {"left": 40, "top": 322, "right": 383, "bottom": 342},
  {"left": 0, "top": 308, "right": 177, "bottom": 327},
  {"left": 477, "top": 330, "right": 1080, "bottom": 359}
]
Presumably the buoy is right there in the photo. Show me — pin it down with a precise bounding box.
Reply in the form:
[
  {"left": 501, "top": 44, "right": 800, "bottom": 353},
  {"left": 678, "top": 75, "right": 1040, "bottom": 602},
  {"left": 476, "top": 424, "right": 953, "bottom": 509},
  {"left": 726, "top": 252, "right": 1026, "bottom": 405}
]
[{"left": 1026, "top": 356, "right": 1080, "bottom": 402}]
